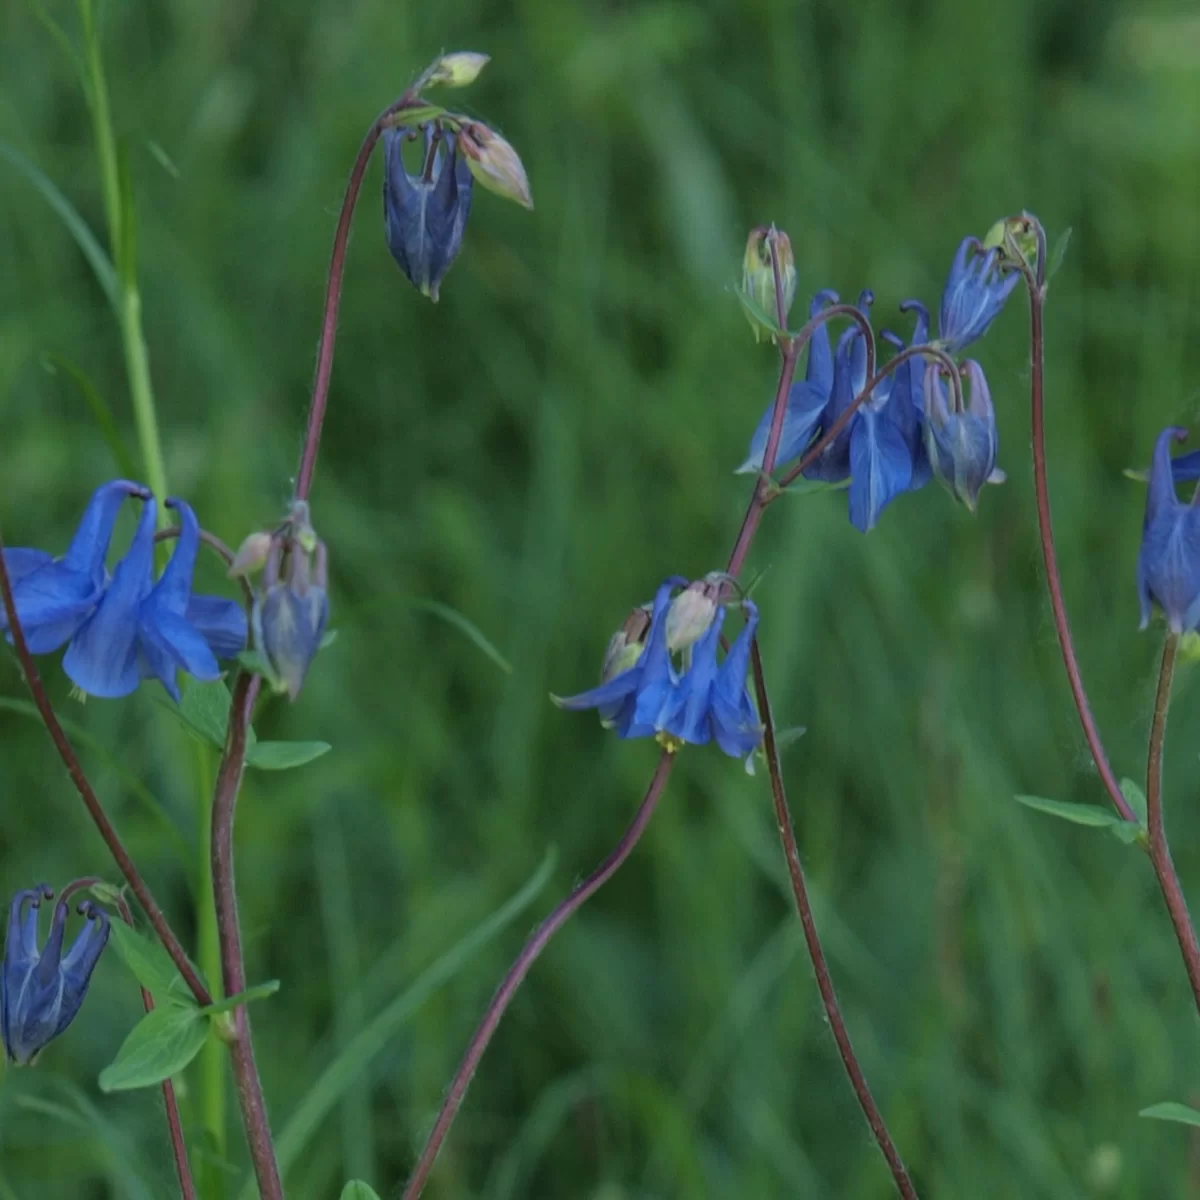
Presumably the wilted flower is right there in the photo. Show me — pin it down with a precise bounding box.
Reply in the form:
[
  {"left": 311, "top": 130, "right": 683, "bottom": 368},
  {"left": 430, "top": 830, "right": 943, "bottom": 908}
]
[
  {"left": 739, "top": 290, "right": 840, "bottom": 475},
  {"left": 62, "top": 497, "right": 246, "bottom": 700},
  {"left": 253, "top": 539, "right": 329, "bottom": 702},
  {"left": 1138, "top": 427, "right": 1200, "bottom": 633},
  {"left": 383, "top": 124, "right": 474, "bottom": 301},
  {"left": 741, "top": 225, "right": 797, "bottom": 342},
  {"left": 923, "top": 360, "right": 1001, "bottom": 512},
  {"left": 456, "top": 121, "right": 533, "bottom": 210},
  {"left": 2, "top": 885, "right": 109, "bottom": 1065},
  {"left": 554, "top": 578, "right": 762, "bottom": 758},
  {"left": 938, "top": 237, "right": 1020, "bottom": 353},
  {"left": 0, "top": 480, "right": 147, "bottom": 654}
]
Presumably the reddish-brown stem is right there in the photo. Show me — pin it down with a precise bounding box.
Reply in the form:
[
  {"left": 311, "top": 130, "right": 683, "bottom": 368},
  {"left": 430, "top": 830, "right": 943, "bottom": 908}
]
[
  {"left": 1145, "top": 635, "right": 1200, "bottom": 1012},
  {"left": 0, "top": 526, "right": 211, "bottom": 1006},
  {"left": 1021, "top": 274, "right": 1137, "bottom": 824},
  {"left": 749, "top": 642, "right": 919, "bottom": 1199},
  {"left": 401, "top": 751, "right": 676, "bottom": 1198},
  {"left": 210, "top": 671, "right": 282, "bottom": 1200},
  {"left": 113, "top": 894, "right": 196, "bottom": 1200},
  {"left": 294, "top": 94, "right": 423, "bottom": 501},
  {"left": 774, "top": 343, "right": 962, "bottom": 495}
]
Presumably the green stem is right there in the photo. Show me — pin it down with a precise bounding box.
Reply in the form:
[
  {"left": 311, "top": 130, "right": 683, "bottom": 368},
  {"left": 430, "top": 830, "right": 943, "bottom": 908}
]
[
  {"left": 196, "top": 742, "right": 227, "bottom": 1198},
  {"left": 80, "top": 0, "right": 169, "bottom": 509}
]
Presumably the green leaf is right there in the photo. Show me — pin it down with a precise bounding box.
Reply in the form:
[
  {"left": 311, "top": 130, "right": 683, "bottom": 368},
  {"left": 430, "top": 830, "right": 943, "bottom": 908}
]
[
  {"left": 402, "top": 598, "right": 512, "bottom": 674},
  {"left": 115, "top": 138, "right": 138, "bottom": 288},
  {"left": 203, "top": 980, "right": 280, "bottom": 1016},
  {"left": 382, "top": 104, "right": 447, "bottom": 130},
  {"left": 99, "top": 1005, "right": 209, "bottom": 1092},
  {"left": 161, "top": 679, "right": 234, "bottom": 750},
  {"left": 319, "top": 628, "right": 338, "bottom": 649},
  {"left": 107, "top": 921, "right": 188, "bottom": 1002},
  {"left": 778, "top": 477, "right": 851, "bottom": 497},
  {"left": 1120, "top": 778, "right": 1148, "bottom": 825},
  {"left": 731, "top": 285, "right": 784, "bottom": 337},
  {"left": 1047, "top": 226, "right": 1072, "bottom": 281},
  {"left": 0, "top": 142, "right": 117, "bottom": 307},
  {"left": 1014, "top": 794, "right": 1125, "bottom": 828},
  {"left": 246, "top": 741, "right": 331, "bottom": 771},
  {"left": 340, "top": 1185, "right": 382, "bottom": 1200},
  {"left": 40, "top": 353, "right": 139, "bottom": 478},
  {"left": 1140, "top": 1102, "right": 1200, "bottom": 1127}
]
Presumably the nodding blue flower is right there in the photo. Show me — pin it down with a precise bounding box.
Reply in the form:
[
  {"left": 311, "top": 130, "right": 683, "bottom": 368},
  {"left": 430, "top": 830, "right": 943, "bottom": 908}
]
[
  {"left": 254, "top": 540, "right": 329, "bottom": 702},
  {"left": 1138, "top": 427, "right": 1200, "bottom": 633},
  {"left": 923, "top": 360, "right": 1001, "bottom": 512},
  {"left": 938, "top": 237, "right": 1020, "bottom": 353},
  {"left": 383, "top": 123, "right": 474, "bottom": 302},
  {"left": 53, "top": 494, "right": 247, "bottom": 700},
  {"left": 137, "top": 499, "right": 246, "bottom": 702},
  {"left": 554, "top": 579, "right": 762, "bottom": 758},
  {"left": 738, "top": 290, "right": 839, "bottom": 475},
  {"left": 2, "top": 885, "right": 109, "bottom": 1066},
  {"left": 1, "top": 481, "right": 148, "bottom": 654},
  {"left": 881, "top": 300, "right": 933, "bottom": 491}
]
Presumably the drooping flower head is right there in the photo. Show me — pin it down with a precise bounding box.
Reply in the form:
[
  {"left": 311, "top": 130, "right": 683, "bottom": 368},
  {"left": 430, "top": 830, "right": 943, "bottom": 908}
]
[
  {"left": 554, "top": 577, "right": 762, "bottom": 758},
  {"left": 383, "top": 123, "right": 474, "bottom": 301},
  {"left": 2, "top": 884, "right": 109, "bottom": 1066},
  {"left": 0, "top": 480, "right": 148, "bottom": 654},
  {"left": 1138, "top": 427, "right": 1200, "bottom": 633},
  {"left": 252, "top": 517, "right": 329, "bottom": 703},
  {"left": 923, "top": 360, "right": 1000, "bottom": 512},
  {"left": 938, "top": 237, "right": 1020, "bottom": 353}
]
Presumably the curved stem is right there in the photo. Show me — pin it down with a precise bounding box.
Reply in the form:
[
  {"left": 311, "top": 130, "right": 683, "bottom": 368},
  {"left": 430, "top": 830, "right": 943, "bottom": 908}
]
[
  {"left": 774, "top": 343, "right": 962, "bottom": 495},
  {"left": 1021, "top": 269, "right": 1135, "bottom": 823},
  {"left": 1145, "top": 635, "right": 1200, "bottom": 1012},
  {"left": 0, "top": 527, "right": 211, "bottom": 1006},
  {"left": 749, "top": 642, "right": 918, "bottom": 1199},
  {"left": 211, "top": 672, "right": 282, "bottom": 1200},
  {"left": 294, "top": 95, "right": 423, "bottom": 501},
  {"left": 402, "top": 751, "right": 676, "bottom": 1199},
  {"left": 113, "top": 895, "right": 197, "bottom": 1200}
]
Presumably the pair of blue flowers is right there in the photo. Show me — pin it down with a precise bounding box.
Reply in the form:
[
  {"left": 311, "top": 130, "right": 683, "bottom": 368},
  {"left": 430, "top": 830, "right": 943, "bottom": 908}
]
[
  {"left": 555, "top": 579, "right": 763, "bottom": 759},
  {"left": 2, "top": 884, "right": 108, "bottom": 1066},
  {"left": 1, "top": 480, "right": 246, "bottom": 701},
  {"left": 741, "top": 237, "right": 1018, "bottom": 531}
]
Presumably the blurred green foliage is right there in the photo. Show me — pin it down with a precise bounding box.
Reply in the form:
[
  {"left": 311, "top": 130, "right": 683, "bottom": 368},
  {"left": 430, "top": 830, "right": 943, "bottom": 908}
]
[{"left": 3, "top": 0, "right": 1200, "bottom": 1196}]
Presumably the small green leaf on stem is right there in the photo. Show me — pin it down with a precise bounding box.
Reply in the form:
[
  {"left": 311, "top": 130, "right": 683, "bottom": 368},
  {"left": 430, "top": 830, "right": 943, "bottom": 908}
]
[
  {"left": 99, "top": 1005, "right": 209, "bottom": 1092},
  {"left": 1120, "top": 778, "right": 1148, "bottom": 825},
  {"left": 203, "top": 980, "right": 281, "bottom": 1016},
  {"left": 1014, "top": 794, "right": 1126, "bottom": 828},
  {"left": 245, "top": 741, "right": 331, "bottom": 771},
  {"left": 108, "top": 919, "right": 194, "bottom": 1002},
  {"left": 1140, "top": 1102, "right": 1200, "bottom": 1127},
  {"left": 340, "top": 1184, "right": 382, "bottom": 1200}
]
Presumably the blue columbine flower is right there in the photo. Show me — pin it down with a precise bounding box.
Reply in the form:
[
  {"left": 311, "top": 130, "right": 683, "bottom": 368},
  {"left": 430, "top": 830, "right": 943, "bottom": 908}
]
[
  {"left": 923, "top": 360, "right": 1002, "bottom": 511},
  {"left": 1138, "top": 427, "right": 1200, "bottom": 633},
  {"left": 58, "top": 494, "right": 247, "bottom": 699},
  {"left": 739, "top": 290, "right": 839, "bottom": 474},
  {"left": 383, "top": 123, "right": 474, "bottom": 301},
  {"left": 554, "top": 579, "right": 762, "bottom": 758},
  {"left": 1, "top": 480, "right": 148, "bottom": 654},
  {"left": 2, "top": 885, "right": 109, "bottom": 1065},
  {"left": 254, "top": 539, "right": 329, "bottom": 702},
  {"left": 938, "top": 237, "right": 1020, "bottom": 353},
  {"left": 881, "top": 300, "right": 933, "bottom": 491}
]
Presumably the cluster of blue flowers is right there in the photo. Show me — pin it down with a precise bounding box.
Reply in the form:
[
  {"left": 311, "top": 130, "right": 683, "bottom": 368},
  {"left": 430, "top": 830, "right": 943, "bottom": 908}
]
[
  {"left": 740, "top": 236, "right": 1018, "bottom": 531},
  {"left": 1, "top": 480, "right": 246, "bottom": 701},
  {"left": 555, "top": 578, "right": 763, "bottom": 759},
  {"left": 2, "top": 884, "right": 109, "bottom": 1066}
]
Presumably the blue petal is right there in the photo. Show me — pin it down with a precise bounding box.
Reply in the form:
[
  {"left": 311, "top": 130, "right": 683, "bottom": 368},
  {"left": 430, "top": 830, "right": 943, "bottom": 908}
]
[
  {"left": 52, "top": 905, "right": 108, "bottom": 1042},
  {"left": 140, "top": 612, "right": 222, "bottom": 701},
  {"left": 186, "top": 595, "right": 248, "bottom": 660},
  {"left": 2, "top": 549, "right": 53, "bottom": 587},
  {"left": 848, "top": 406, "right": 915, "bottom": 532},
  {"left": 1170, "top": 449, "right": 1200, "bottom": 485},
  {"left": 155, "top": 499, "right": 201, "bottom": 612},
  {"left": 739, "top": 380, "right": 830, "bottom": 474},
  {"left": 658, "top": 610, "right": 725, "bottom": 744},
  {"left": 2, "top": 565, "right": 100, "bottom": 653},
  {"left": 62, "top": 498, "right": 156, "bottom": 698},
  {"left": 711, "top": 605, "right": 762, "bottom": 758},
  {"left": 61, "top": 480, "right": 146, "bottom": 577}
]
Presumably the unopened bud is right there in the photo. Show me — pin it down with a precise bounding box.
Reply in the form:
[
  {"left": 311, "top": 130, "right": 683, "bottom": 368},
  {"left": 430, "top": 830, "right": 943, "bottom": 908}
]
[
  {"left": 982, "top": 215, "right": 1038, "bottom": 272},
  {"left": 427, "top": 52, "right": 489, "bottom": 87},
  {"left": 741, "top": 225, "right": 796, "bottom": 342},
  {"left": 227, "top": 532, "right": 273, "bottom": 579},
  {"left": 457, "top": 122, "right": 533, "bottom": 210},
  {"left": 600, "top": 604, "right": 653, "bottom": 683},
  {"left": 665, "top": 580, "right": 719, "bottom": 652}
]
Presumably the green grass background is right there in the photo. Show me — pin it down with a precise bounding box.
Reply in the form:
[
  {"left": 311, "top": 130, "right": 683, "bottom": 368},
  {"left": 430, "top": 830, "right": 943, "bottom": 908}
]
[{"left": 3, "top": 0, "right": 1200, "bottom": 1196}]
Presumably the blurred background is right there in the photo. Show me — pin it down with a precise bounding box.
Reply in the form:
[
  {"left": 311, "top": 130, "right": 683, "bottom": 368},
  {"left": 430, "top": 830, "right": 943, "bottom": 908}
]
[{"left": 3, "top": 0, "right": 1200, "bottom": 1196}]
